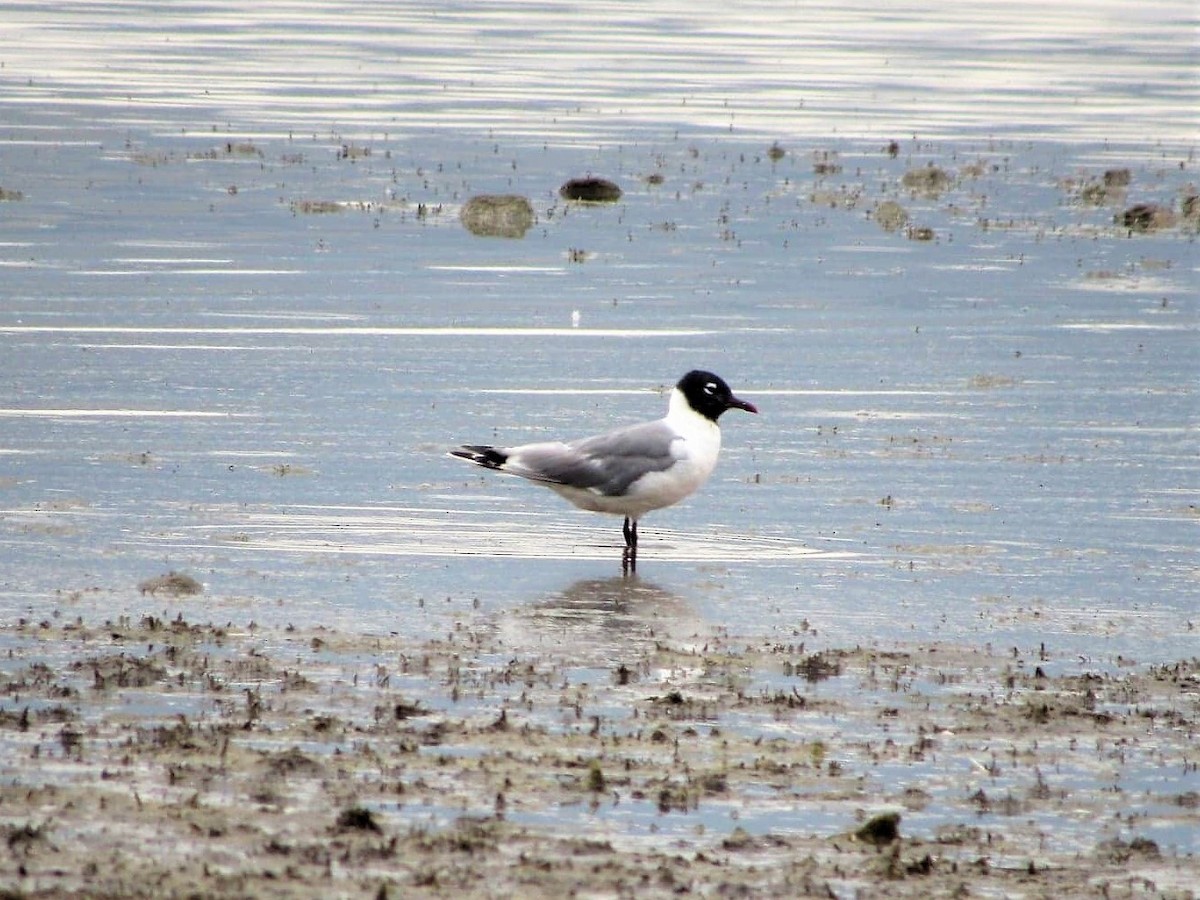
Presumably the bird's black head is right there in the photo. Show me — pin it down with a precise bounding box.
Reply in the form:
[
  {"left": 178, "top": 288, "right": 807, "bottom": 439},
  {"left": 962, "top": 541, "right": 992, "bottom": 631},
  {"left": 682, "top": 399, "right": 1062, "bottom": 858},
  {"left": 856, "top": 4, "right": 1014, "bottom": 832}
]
[{"left": 676, "top": 370, "right": 758, "bottom": 422}]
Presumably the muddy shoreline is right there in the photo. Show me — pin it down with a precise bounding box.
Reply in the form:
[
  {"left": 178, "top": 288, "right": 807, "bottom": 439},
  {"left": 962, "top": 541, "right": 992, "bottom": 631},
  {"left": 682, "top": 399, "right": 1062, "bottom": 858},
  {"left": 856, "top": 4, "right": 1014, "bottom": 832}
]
[{"left": 3, "top": 603, "right": 1196, "bottom": 898}]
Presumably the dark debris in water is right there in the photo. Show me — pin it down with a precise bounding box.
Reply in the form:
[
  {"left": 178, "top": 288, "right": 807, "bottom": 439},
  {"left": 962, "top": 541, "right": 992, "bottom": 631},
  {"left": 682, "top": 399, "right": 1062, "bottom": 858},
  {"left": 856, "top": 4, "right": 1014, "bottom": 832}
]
[{"left": 559, "top": 177, "right": 622, "bottom": 202}]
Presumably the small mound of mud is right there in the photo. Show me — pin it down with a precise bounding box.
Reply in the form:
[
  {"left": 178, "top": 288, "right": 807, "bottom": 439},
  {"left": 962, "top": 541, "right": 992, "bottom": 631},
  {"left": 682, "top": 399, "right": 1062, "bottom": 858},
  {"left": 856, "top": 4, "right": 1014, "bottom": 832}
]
[
  {"left": 1074, "top": 179, "right": 1120, "bottom": 206},
  {"left": 812, "top": 149, "right": 841, "bottom": 175},
  {"left": 82, "top": 654, "right": 169, "bottom": 689},
  {"left": 1182, "top": 193, "right": 1200, "bottom": 225},
  {"left": 855, "top": 812, "right": 901, "bottom": 845},
  {"left": 260, "top": 747, "right": 325, "bottom": 778},
  {"left": 873, "top": 199, "right": 909, "bottom": 232},
  {"left": 336, "top": 806, "right": 382, "bottom": 833},
  {"left": 784, "top": 650, "right": 844, "bottom": 682},
  {"left": 559, "top": 177, "right": 622, "bottom": 203},
  {"left": 460, "top": 194, "right": 535, "bottom": 238},
  {"left": 224, "top": 141, "right": 263, "bottom": 158},
  {"left": 1121, "top": 203, "right": 1177, "bottom": 232},
  {"left": 338, "top": 143, "right": 371, "bottom": 161},
  {"left": 138, "top": 571, "right": 203, "bottom": 597},
  {"left": 901, "top": 165, "right": 953, "bottom": 197},
  {"left": 290, "top": 199, "right": 344, "bottom": 214},
  {"left": 0, "top": 186, "right": 24, "bottom": 201}
]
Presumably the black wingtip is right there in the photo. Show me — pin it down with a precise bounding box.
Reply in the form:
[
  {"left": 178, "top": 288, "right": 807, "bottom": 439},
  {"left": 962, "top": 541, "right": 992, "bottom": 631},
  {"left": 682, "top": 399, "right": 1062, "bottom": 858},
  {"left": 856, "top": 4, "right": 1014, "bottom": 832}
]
[{"left": 450, "top": 445, "right": 508, "bottom": 469}]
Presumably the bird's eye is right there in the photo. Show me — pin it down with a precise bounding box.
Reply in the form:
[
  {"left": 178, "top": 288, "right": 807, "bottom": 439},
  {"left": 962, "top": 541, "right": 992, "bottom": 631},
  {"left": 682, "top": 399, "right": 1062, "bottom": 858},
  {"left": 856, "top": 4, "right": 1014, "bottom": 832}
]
[{"left": 703, "top": 382, "right": 717, "bottom": 395}]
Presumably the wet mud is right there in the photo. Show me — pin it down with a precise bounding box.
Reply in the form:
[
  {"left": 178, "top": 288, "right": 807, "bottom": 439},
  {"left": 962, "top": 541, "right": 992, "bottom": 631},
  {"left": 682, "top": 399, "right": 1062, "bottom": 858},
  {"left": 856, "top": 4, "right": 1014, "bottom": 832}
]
[{"left": 3, "top": 607, "right": 1196, "bottom": 897}]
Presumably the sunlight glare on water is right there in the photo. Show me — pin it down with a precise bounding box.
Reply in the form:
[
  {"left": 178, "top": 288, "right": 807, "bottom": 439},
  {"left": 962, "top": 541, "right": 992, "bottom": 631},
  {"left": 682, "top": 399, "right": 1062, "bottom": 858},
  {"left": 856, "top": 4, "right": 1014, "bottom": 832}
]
[{"left": 2, "top": 0, "right": 1194, "bottom": 143}]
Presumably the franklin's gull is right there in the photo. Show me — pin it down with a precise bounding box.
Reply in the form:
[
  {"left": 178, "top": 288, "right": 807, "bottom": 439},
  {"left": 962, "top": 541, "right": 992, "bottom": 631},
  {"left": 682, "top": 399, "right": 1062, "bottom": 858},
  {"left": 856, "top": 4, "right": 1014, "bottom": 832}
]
[{"left": 450, "top": 370, "right": 758, "bottom": 568}]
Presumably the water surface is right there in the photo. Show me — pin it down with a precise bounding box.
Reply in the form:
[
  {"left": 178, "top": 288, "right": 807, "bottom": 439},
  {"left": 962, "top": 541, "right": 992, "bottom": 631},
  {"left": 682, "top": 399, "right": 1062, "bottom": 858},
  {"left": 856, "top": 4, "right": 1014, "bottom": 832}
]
[{"left": 1, "top": 0, "right": 1196, "bottom": 696}]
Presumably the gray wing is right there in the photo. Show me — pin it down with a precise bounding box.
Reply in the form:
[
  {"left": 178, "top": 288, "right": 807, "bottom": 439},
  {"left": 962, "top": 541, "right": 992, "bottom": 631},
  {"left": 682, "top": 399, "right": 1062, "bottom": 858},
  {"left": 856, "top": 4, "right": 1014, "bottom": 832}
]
[{"left": 506, "top": 419, "right": 681, "bottom": 496}]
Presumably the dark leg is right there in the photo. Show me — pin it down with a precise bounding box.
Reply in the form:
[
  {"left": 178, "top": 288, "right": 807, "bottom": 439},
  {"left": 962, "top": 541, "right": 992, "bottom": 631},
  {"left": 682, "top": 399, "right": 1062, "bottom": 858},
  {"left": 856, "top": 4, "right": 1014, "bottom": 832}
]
[{"left": 621, "top": 517, "right": 638, "bottom": 574}]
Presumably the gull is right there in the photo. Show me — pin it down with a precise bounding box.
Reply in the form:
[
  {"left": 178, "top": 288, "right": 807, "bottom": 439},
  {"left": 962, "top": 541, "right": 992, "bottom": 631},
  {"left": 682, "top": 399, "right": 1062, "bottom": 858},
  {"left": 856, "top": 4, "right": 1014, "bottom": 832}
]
[{"left": 450, "top": 370, "right": 757, "bottom": 569}]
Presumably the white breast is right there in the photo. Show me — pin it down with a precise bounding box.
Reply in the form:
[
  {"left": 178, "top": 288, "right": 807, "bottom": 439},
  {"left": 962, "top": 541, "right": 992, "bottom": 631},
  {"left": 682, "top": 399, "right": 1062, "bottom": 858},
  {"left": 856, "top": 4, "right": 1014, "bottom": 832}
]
[
  {"left": 616, "top": 388, "right": 722, "bottom": 517},
  {"left": 544, "top": 388, "right": 726, "bottom": 520}
]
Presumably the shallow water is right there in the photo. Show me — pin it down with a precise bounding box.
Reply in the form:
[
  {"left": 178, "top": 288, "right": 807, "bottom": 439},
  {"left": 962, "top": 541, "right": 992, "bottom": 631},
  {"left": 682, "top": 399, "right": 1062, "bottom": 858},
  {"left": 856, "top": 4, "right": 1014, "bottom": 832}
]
[
  {"left": 2, "top": 1, "right": 1197, "bottom": 637},
  {"left": 0, "top": 0, "right": 1198, "bottom": 868},
  {"left": 2, "top": 0, "right": 1197, "bottom": 640}
]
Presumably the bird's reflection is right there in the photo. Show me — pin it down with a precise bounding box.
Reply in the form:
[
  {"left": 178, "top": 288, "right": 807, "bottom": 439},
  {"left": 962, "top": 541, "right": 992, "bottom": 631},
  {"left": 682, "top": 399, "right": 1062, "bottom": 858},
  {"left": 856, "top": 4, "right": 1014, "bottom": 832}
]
[{"left": 498, "top": 575, "right": 702, "bottom": 662}]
